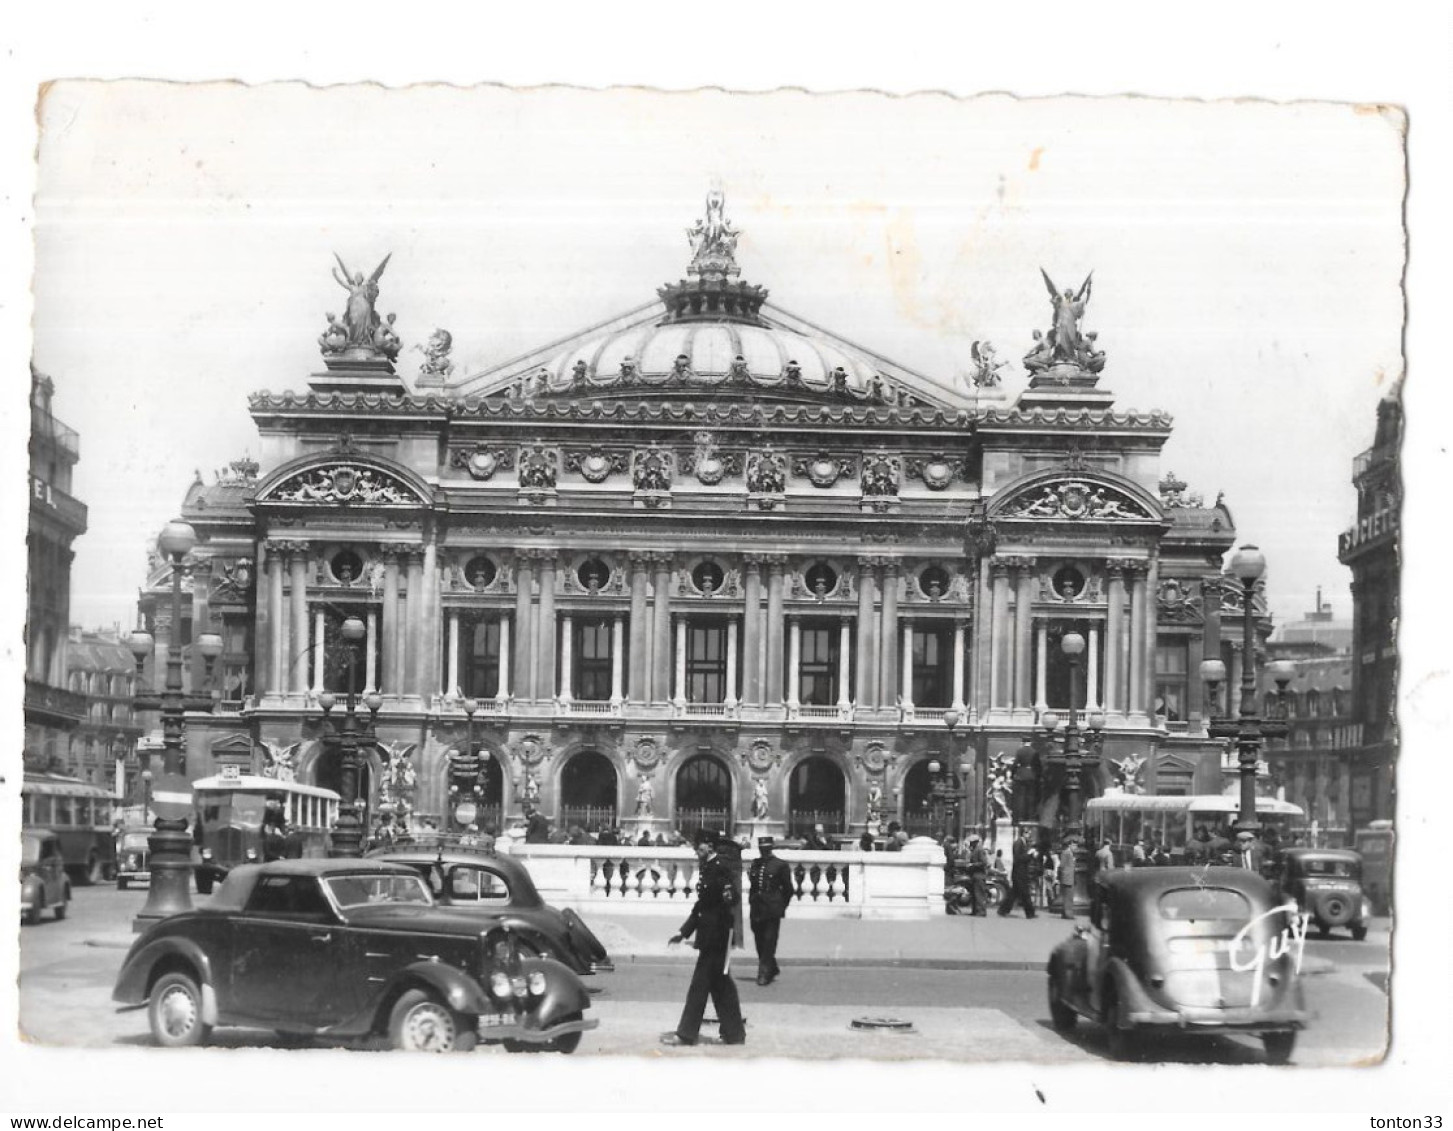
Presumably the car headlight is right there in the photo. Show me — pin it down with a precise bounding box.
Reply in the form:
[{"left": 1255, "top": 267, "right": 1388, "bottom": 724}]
[
  {"left": 245, "top": 849, "right": 258, "bottom": 862},
  {"left": 489, "top": 971, "right": 514, "bottom": 998},
  {"left": 201, "top": 849, "right": 213, "bottom": 860},
  {"left": 526, "top": 971, "right": 547, "bottom": 996}
]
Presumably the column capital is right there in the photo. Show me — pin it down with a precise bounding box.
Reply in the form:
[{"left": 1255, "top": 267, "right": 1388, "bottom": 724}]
[
  {"left": 267, "top": 539, "right": 311, "bottom": 557},
  {"left": 994, "top": 554, "right": 1035, "bottom": 573},
  {"left": 880, "top": 558, "right": 902, "bottom": 577},
  {"left": 1105, "top": 556, "right": 1142, "bottom": 576},
  {"left": 399, "top": 542, "right": 427, "bottom": 563},
  {"left": 765, "top": 555, "right": 787, "bottom": 576}
]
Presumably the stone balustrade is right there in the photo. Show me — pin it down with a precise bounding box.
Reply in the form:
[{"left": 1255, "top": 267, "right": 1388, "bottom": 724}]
[{"left": 499, "top": 842, "right": 944, "bottom": 920}]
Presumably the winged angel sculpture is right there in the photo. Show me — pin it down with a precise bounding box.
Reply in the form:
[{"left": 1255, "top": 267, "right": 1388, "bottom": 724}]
[
  {"left": 331, "top": 252, "right": 392, "bottom": 349},
  {"left": 1026, "top": 269, "right": 1103, "bottom": 374}
]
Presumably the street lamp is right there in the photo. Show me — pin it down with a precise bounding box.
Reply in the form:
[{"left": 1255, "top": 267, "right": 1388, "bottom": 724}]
[
  {"left": 320, "top": 615, "right": 377, "bottom": 857},
  {"left": 1042, "top": 631, "right": 1092, "bottom": 915},
  {"left": 140, "top": 768, "right": 153, "bottom": 823},
  {"left": 933, "top": 710, "right": 974, "bottom": 842},
  {"left": 448, "top": 697, "right": 488, "bottom": 832},
  {"left": 1199, "top": 544, "right": 1288, "bottom": 835},
  {"left": 127, "top": 519, "right": 219, "bottom": 930}
]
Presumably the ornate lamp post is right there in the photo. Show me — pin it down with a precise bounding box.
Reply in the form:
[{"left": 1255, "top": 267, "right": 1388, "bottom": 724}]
[
  {"left": 1200, "top": 545, "right": 1288, "bottom": 835},
  {"left": 932, "top": 710, "right": 974, "bottom": 842},
  {"left": 319, "top": 615, "right": 381, "bottom": 857},
  {"left": 448, "top": 697, "right": 488, "bottom": 832},
  {"left": 140, "top": 768, "right": 153, "bottom": 824},
  {"left": 1041, "top": 631, "right": 1095, "bottom": 915},
  {"left": 127, "top": 520, "right": 224, "bottom": 930}
]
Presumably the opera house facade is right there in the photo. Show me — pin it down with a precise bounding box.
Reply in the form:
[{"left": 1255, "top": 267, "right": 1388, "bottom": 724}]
[{"left": 143, "top": 195, "right": 1259, "bottom": 842}]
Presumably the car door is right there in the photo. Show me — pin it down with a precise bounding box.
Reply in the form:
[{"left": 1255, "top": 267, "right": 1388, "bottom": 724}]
[
  {"left": 229, "top": 875, "right": 349, "bottom": 1027},
  {"left": 40, "top": 837, "right": 65, "bottom": 905}
]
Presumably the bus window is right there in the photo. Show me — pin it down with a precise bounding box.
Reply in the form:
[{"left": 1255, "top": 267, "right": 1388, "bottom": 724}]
[
  {"left": 233, "top": 794, "right": 267, "bottom": 830},
  {"left": 55, "top": 797, "right": 74, "bottom": 826},
  {"left": 77, "top": 799, "right": 93, "bottom": 826}
]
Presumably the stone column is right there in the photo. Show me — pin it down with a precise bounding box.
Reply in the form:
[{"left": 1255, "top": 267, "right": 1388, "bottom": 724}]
[
  {"left": 786, "top": 617, "right": 802, "bottom": 709},
  {"left": 380, "top": 550, "right": 400, "bottom": 695},
  {"left": 724, "top": 619, "right": 739, "bottom": 708},
  {"left": 765, "top": 557, "right": 786, "bottom": 707},
  {"left": 446, "top": 612, "right": 460, "bottom": 698},
  {"left": 989, "top": 560, "right": 1011, "bottom": 711},
  {"left": 405, "top": 548, "right": 425, "bottom": 696},
  {"left": 673, "top": 615, "right": 688, "bottom": 708},
  {"left": 189, "top": 564, "right": 211, "bottom": 692},
  {"left": 610, "top": 616, "right": 624, "bottom": 706},
  {"left": 837, "top": 618, "right": 853, "bottom": 711},
  {"left": 1035, "top": 619, "right": 1049, "bottom": 711},
  {"left": 951, "top": 619, "right": 967, "bottom": 713},
  {"left": 422, "top": 541, "right": 440, "bottom": 699},
  {"left": 497, "top": 616, "right": 511, "bottom": 700},
  {"left": 900, "top": 620, "right": 914, "bottom": 711},
  {"left": 513, "top": 553, "right": 534, "bottom": 701},
  {"left": 971, "top": 557, "right": 991, "bottom": 714},
  {"left": 536, "top": 553, "right": 557, "bottom": 701},
  {"left": 289, "top": 546, "right": 309, "bottom": 696},
  {"left": 1013, "top": 559, "right": 1036, "bottom": 711},
  {"left": 312, "top": 608, "right": 326, "bottom": 694},
  {"left": 558, "top": 614, "right": 574, "bottom": 705},
  {"left": 1128, "top": 564, "right": 1149, "bottom": 714},
  {"left": 1087, "top": 624, "right": 1102, "bottom": 711},
  {"left": 855, "top": 556, "right": 878, "bottom": 708},
  {"left": 1144, "top": 554, "right": 1161, "bottom": 714},
  {"left": 365, "top": 609, "right": 379, "bottom": 694},
  {"left": 652, "top": 554, "right": 673, "bottom": 704},
  {"left": 1105, "top": 561, "right": 1127, "bottom": 715},
  {"left": 741, "top": 556, "right": 763, "bottom": 706},
  {"left": 628, "top": 553, "right": 649, "bottom": 704},
  {"left": 265, "top": 542, "right": 285, "bottom": 695},
  {"left": 878, "top": 561, "right": 900, "bottom": 709}
]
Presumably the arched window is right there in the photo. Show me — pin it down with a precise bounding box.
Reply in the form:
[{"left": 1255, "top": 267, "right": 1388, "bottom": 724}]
[
  {"left": 559, "top": 750, "right": 617, "bottom": 834},
  {"left": 787, "top": 756, "right": 845, "bottom": 838},
  {"left": 675, "top": 755, "right": 733, "bottom": 835},
  {"left": 1305, "top": 690, "right": 1321, "bottom": 717},
  {"left": 901, "top": 759, "right": 936, "bottom": 837}
]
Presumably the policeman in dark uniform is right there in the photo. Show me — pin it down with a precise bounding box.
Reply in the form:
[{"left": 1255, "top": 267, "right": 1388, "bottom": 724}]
[
  {"left": 748, "top": 836, "right": 794, "bottom": 985},
  {"left": 661, "top": 831, "right": 747, "bottom": 1047}
]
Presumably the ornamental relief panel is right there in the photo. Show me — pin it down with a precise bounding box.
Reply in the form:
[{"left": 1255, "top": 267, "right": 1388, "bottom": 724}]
[
  {"left": 904, "top": 454, "right": 966, "bottom": 491},
  {"left": 998, "top": 478, "right": 1155, "bottom": 521},
  {"left": 449, "top": 445, "right": 517, "bottom": 482},
  {"left": 563, "top": 447, "right": 629, "bottom": 484},
  {"left": 860, "top": 451, "right": 902, "bottom": 496},
  {"left": 791, "top": 451, "right": 854, "bottom": 488},
  {"left": 517, "top": 444, "right": 560, "bottom": 490},
  {"left": 269, "top": 463, "right": 422, "bottom": 506}
]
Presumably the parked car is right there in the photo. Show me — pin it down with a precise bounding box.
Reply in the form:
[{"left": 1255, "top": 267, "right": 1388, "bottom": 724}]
[
  {"left": 1046, "top": 867, "right": 1312, "bottom": 1064},
  {"left": 115, "top": 828, "right": 153, "bottom": 890},
  {"left": 1278, "top": 848, "right": 1371, "bottom": 941},
  {"left": 112, "top": 858, "right": 599, "bottom": 1052},
  {"left": 20, "top": 829, "right": 71, "bottom": 924},
  {"left": 368, "top": 845, "right": 612, "bottom": 975}
]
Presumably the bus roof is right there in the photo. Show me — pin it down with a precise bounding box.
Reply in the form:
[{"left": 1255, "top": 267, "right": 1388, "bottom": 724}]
[
  {"left": 1086, "top": 793, "right": 1304, "bottom": 816},
  {"left": 22, "top": 772, "right": 118, "bottom": 799},
  {"left": 192, "top": 774, "right": 341, "bottom": 801}
]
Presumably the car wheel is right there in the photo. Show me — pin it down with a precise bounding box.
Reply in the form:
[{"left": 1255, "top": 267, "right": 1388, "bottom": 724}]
[
  {"left": 54, "top": 896, "right": 67, "bottom": 921},
  {"left": 24, "top": 896, "right": 42, "bottom": 926},
  {"left": 149, "top": 972, "right": 211, "bottom": 1048},
  {"left": 1101, "top": 987, "right": 1136, "bottom": 1060},
  {"left": 1351, "top": 923, "right": 1368, "bottom": 941},
  {"left": 1262, "top": 1030, "right": 1296, "bottom": 1065},
  {"left": 389, "top": 989, "right": 466, "bottom": 1053},
  {"left": 545, "top": 1011, "right": 584, "bottom": 1054},
  {"left": 1047, "top": 977, "right": 1078, "bottom": 1032}
]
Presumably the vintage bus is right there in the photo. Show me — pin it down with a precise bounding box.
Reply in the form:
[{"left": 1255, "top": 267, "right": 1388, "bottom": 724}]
[
  {"left": 191, "top": 771, "right": 341, "bottom": 892},
  {"left": 21, "top": 772, "right": 118, "bottom": 884},
  {"left": 1085, "top": 792, "right": 1305, "bottom": 864}
]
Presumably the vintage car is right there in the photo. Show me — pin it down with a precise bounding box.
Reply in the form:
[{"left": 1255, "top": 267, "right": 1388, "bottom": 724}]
[
  {"left": 113, "top": 858, "right": 599, "bottom": 1052},
  {"left": 367, "top": 845, "right": 612, "bottom": 975},
  {"left": 21, "top": 829, "right": 71, "bottom": 924},
  {"left": 1046, "top": 867, "right": 1312, "bottom": 1064},
  {"left": 115, "top": 828, "right": 153, "bottom": 890},
  {"left": 1278, "top": 848, "right": 1371, "bottom": 941}
]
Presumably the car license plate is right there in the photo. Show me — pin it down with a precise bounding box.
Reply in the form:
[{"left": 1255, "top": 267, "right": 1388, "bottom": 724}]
[{"left": 477, "top": 1013, "right": 512, "bottom": 1029}]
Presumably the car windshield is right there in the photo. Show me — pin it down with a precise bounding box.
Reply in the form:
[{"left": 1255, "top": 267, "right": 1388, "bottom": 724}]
[
  {"left": 325, "top": 873, "right": 434, "bottom": 909},
  {"left": 1301, "top": 858, "right": 1358, "bottom": 878},
  {"left": 121, "top": 833, "right": 151, "bottom": 850},
  {"left": 21, "top": 835, "right": 42, "bottom": 865},
  {"left": 1157, "top": 887, "right": 1252, "bottom": 921}
]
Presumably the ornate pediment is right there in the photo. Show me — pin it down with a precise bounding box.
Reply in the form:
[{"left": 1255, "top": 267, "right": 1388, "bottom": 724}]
[
  {"left": 996, "top": 476, "right": 1157, "bottom": 523},
  {"left": 260, "top": 461, "right": 428, "bottom": 507}
]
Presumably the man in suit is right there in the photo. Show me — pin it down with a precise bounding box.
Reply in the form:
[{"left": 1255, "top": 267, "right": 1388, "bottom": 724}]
[
  {"left": 1058, "top": 836, "right": 1080, "bottom": 919},
  {"left": 966, "top": 835, "right": 991, "bottom": 916},
  {"left": 748, "top": 837, "right": 794, "bottom": 985},
  {"left": 1235, "top": 830, "right": 1267, "bottom": 875},
  {"left": 661, "top": 831, "right": 747, "bottom": 1047},
  {"left": 998, "top": 827, "right": 1038, "bottom": 918}
]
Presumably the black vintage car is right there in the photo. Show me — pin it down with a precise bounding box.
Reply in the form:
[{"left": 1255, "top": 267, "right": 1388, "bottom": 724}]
[
  {"left": 1046, "top": 867, "right": 1313, "bottom": 1063},
  {"left": 1278, "top": 848, "right": 1372, "bottom": 941},
  {"left": 368, "top": 846, "right": 612, "bottom": 975},
  {"left": 112, "top": 858, "right": 598, "bottom": 1052}
]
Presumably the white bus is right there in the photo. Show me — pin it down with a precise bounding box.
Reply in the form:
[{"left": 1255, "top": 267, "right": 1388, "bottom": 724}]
[{"left": 1085, "top": 792, "right": 1304, "bottom": 863}]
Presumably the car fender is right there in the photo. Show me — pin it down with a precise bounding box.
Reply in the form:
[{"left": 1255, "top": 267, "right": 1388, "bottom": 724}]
[
  {"left": 387, "top": 961, "right": 495, "bottom": 1018},
  {"left": 1101, "top": 957, "right": 1157, "bottom": 1022},
  {"left": 21, "top": 875, "right": 42, "bottom": 903},
  {"left": 523, "top": 956, "right": 592, "bottom": 1024},
  {"left": 561, "top": 907, "right": 608, "bottom": 964},
  {"left": 112, "top": 938, "right": 218, "bottom": 1010}
]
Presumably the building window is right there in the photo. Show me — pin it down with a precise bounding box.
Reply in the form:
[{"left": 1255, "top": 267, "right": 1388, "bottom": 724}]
[
  {"left": 911, "top": 624, "right": 952, "bottom": 707},
  {"left": 320, "top": 607, "right": 374, "bottom": 694},
  {"left": 1153, "top": 639, "right": 1188, "bottom": 722},
  {"left": 461, "top": 615, "right": 502, "bottom": 699},
  {"left": 687, "top": 620, "right": 728, "bottom": 704},
  {"left": 574, "top": 619, "right": 613, "bottom": 701},
  {"left": 798, "top": 622, "right": 838, "bottom": 706}
]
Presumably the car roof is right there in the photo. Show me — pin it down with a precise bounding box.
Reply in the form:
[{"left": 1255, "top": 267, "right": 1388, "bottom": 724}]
[
  {"left": 1101, "top": 865, "right": 1274, "bottom": 900},
  {"left": 370, "top": 847, "right": 527, "bottom": 875},
  {"left": 209, "top": 858, "right": 423, "bottom": 911},
  {"left": 1282, "top": 848, "right": 1362, "bottom": 862}
]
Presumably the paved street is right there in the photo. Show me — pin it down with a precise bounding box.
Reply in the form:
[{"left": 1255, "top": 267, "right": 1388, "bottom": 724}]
[{"left": 18, "top": 884, "right": 1390, "bottom": 1066}]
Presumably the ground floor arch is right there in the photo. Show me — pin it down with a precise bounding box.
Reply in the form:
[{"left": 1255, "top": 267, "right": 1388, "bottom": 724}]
[
  {"left": 787, "top": 755, "right": 846, "bottom": 838},
  {"left": 900, "top": 758, "right": 936, "bottom": 837},
  {"left": 674, "top": 753, "right": 734, "bottom": 835},
  {"left": 559, "top": 749, "right": 618, "bottom": 834}
]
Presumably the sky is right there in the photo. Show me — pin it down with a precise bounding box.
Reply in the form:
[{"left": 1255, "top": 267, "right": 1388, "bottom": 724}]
[
  {"left": 4, "top": 3, "right": 1449, "bottom": 1120},
  {"left": 31, "top": 85, "right": 1404, "bottom": 634}
]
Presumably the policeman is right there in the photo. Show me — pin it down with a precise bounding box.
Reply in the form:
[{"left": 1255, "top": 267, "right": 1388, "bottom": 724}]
[
  {"left": 966, "top": 834, "right": 991, "bottom": 916},
  {"left": 748, "top": 836, "right": 794, "bottom": 985},
  {"left": 661, "top": 831, "right": 747, "bottom": 1047}
]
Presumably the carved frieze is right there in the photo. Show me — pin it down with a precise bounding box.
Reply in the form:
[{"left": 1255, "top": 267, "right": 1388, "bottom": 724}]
[
  {"left": 1157, "top": 577, "right": 1204, "bottom": 624},
  {"left": 792, "top": 452, "right": 851, "bottom": 488},
  {"left": 450, "top": 445, "right": 517, "bottom": 482},
  {"left": 860, "top": 451, "right": 901, "bottom": 496},
  {"left": 999, "top": 479, "right": 1155, "bottom": 522},
  {"left": 270, "top": 463, "right": 420, "bottom": 506},
  {"left": 905, "top": 454, "right": 964, "bottom": 491},
  {"left": 683, "top": 432, "right": 743, "bottom": 485},
  {"left": 631, "top": 445, "right": 675, "bottom": 493},
  {"left": 564, "top": 447, "right": 629, "bottom": 484},
  {"left": 745, "top": 447, "right": 787, "bottom": 494},
  {"left": 517, "top": 444, "right": 560, "bottom": 490}
]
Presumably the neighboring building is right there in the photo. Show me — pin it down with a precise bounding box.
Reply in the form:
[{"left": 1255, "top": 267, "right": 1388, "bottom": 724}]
[
  {"left": 1338, "top": 392, "right": 1401, "bottom": 829},
  {"left": 64, "top": 628, "right": 146, "bottom": 802},
  {"left": 1262, "top": 595, "right": 1357, "bottom": 845},
  {"left": 139, "top": 195, "right": 1275, "bottom": 840},
  {"left": 24, "top": 370, "right": 89, "bottom": 772}
]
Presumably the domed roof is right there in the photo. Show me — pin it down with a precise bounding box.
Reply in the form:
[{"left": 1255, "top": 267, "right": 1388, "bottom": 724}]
[{"left": 454, "top": 191, "right": 955, "bottom": 411}]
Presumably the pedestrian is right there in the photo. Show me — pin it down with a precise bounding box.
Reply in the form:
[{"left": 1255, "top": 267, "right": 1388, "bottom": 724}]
[
  {"left": 967, "top": 834, "right": 991, "bottom": 916},
  {"left": 804, "top": 823, "right": 834, "bottom": 851},
  {"left": 1058, "top": 837, "right": 1079, "bottom": 919},
  {"left": 884, "top": 821, "right": 903, "bottom": 852},
  {"left": 1095, "top": 837, "right": 1115, "bottom": 874},
  {"left": 1235, "top": 830, "right": 1266, "bottom": 874},
  {"left": 748, "top": 836, "right": 794, "bottom": 986},
  {"left": 998, "top": 827, "right": 1038, "bottom": 918},
  {"left": 524, "top": 808, "right": 551, "bottom": 844},
  {"left": 661, "top": 832, "right": 747, "bottom": 1047},
  {"left": 992, "top": 848, "right": 1008, "bottom": 878},
  {"left": 858, "top": 828, "right": 876, "bottom": 852}
]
